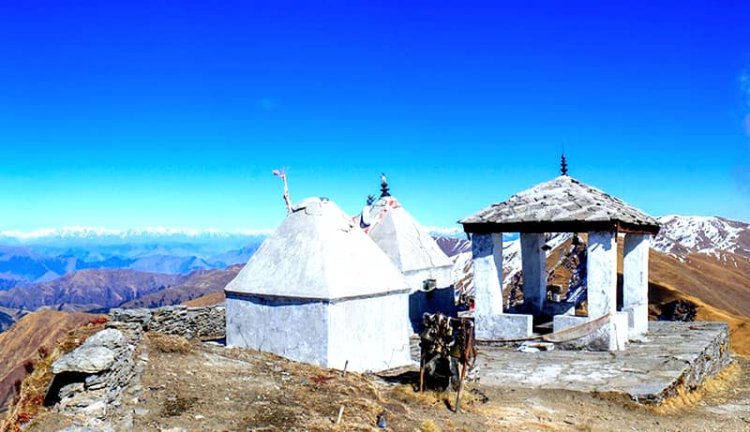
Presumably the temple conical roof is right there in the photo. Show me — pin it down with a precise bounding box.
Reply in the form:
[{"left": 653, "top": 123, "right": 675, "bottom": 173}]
[
  {"left": 460, "top": 176, "right": 660, "bottom": 234},
  {"left": 225, "top": 197, "right": 410, "bottom": 300},
  {"left": 361, "top": 197, "right": 453, "bottom": 274}
]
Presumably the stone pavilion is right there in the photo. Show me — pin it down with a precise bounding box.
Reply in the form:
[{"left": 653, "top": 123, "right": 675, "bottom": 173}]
[{"left": 460, "top": 169, "right": 660, "bottom": 351}]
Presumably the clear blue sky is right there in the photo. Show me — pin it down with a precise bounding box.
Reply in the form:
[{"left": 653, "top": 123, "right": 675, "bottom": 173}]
[{"left": 1, "top": 1, "right": 749, "bottom": 230}]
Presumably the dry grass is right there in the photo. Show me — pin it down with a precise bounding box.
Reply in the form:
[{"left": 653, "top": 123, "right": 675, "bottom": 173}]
[
  {"left": 161, "top": 395, "right": 198, "bottom": 417},
  {"left": 648, "top": 249, "right": 750, "bottom": 317},
  {"left": 391, "top": 384, "right": 482, "bottom": 414},
  {"left": 419, "top": 419, "right": 441, "bottom": 432},
  {"left": 651, "top": 362, "right": 742, "bottom": 414},
  {"left": 1, "top": 321, "right": 106, "bottom": 432},
  {"left": 129, "top": 342, "right": 495, "bottom": 431},
  {"left": 182, "top": 291, "right": 226, "bottom": 307},
  {"left": 146, "top": 332, "right": 193, "bottom": 354}
]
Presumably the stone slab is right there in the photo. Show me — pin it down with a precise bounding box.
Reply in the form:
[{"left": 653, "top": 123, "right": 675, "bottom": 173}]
[
  {"left": 475, "top": 313, "right": 533, "bottom": 340},
  {"left": 474, "top": 322, "right": 731, "bottom": 404},
  {"left": 553, "top": 312, "right": 629, "bottom": 351}
]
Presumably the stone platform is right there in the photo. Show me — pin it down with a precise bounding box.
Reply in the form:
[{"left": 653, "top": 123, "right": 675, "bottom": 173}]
[{"left": 475, "top": 322, "right": 731, "bottom": 404}]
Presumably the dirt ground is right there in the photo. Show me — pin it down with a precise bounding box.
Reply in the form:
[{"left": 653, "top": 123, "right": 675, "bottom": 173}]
[{"left": 28, "top": 336, "right": 750, "bottom": 432}]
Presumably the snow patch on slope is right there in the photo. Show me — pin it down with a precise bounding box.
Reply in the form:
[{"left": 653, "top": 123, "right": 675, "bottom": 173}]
[{"left": 653, "top": 215, "right": 750, "bottom": 258}]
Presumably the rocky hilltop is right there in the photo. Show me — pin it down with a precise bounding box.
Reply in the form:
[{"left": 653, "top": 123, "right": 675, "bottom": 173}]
[{"left": 3, "top": 303, "right": 749, "bottom": 432}]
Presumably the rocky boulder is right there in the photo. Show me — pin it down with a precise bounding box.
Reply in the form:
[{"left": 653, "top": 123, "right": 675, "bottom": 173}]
[
  {"left": 51, "top": 329, "right": 124, "bottom": 375},
  {"left": 45, "top": 327, "right": 139, "bottom": 429}
]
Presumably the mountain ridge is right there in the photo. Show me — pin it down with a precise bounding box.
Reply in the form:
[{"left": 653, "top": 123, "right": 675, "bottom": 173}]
[
  {"left": 0, "top": 269, "right": 184, "bottom": 312},
  {"left": 653, "top": 215, "right": 750, "bottom": 259}
]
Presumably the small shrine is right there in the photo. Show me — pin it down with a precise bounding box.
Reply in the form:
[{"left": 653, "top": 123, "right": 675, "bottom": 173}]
[
  {"left": 459, "top": 157, "right": 660, "bottom": 350},
  {"left": 357, "top": 175, "right": 455, "bottom": 330}
]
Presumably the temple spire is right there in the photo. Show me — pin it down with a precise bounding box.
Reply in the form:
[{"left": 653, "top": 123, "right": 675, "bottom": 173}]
[
  {"left": 560, "top": 153, "right": 569, "bottom": 176},
  {"left": 380, "top": 173, "right": 391, "bottom": 197}
]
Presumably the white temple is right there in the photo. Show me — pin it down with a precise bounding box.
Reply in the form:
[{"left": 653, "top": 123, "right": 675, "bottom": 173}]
[
  {"left": 224, "top": 197, "right": 412, "bottom": 372},
  {"left": 357, "top": 177, "right": 456, "bottom": 330},
  {"left": 360, "top": 195, "right": 453, "bottom": 291}
]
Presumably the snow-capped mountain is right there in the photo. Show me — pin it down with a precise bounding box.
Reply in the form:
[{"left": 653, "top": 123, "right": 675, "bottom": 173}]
[
  {"left": 0, "top": 227, "right": 272, "bottom": 244},
  {"left": 652, "top": 216, "right": 750, "bottom": 259},
  {"left": 433, "top": 236, "right": 472, "bottom": 257}
]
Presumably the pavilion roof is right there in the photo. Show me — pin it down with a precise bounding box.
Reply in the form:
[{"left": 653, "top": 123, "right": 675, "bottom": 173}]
[{"left": 460, "top": 176, "right": 660, "bottom": 234}]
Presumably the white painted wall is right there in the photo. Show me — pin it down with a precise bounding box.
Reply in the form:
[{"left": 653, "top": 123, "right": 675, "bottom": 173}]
[
  {"left": 226, "top": 297, "right": 329, "bottom": 368},
  {"left": 623, "top": 233, "right": 650, "bottom": 339},
  {"left": 227, "top": 293, "right": 412, "bottom": 373},
  {"left": 328, "top": 293, "right": 412, "bottom": 372},
  {"left": 520, "top": 233, "right": 546, "bottom": 312},
  {"left": 403, "top": 265, "right": 454, "bottom": 293}
]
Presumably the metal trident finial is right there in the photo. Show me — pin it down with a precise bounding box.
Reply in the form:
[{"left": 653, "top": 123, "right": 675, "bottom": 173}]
[{"left": 272, "top": 169, "right": 292, "bottom": 214}]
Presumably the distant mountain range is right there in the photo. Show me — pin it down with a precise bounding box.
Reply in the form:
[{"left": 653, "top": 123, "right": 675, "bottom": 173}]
[
  {"left": 120, "top": 265, "right": 243, "bottom": 309},
  {"left": 0, "top": 226, "right": 472, "bottom": 290},
  {"left": 0, "top": 228, "right": 267, "bottom": 289},
  {"left": 0, "top": 311, "right": 14, "bottom": 334},
  {"left": 0, "top": 269, "right": 184, "bottom": 312},
  {"left": 0, "top": 227, "right": 273, "bottom": 243},
  {"left": 1, "top": 216, "right": 749, "bottom": 335}
]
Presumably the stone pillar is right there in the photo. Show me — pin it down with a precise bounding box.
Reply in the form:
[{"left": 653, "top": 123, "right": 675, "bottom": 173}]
[
  {"left": 471, "top": 233, "right": 533, "bottom": 340},
  {"left": 623, "top": 233, "right": 650, "bottom": 339},
  {"left": 586, "top": 231, "right": 617, "bottom": 318},
  {"left": 520, "top": 233, "right": 547, "bottom": 312},
  {"left": 586, "top": 231, "right": 620, "bottom": 351},
  {"left": 471, "top": 233, "right": 504, "bottom": 317}
]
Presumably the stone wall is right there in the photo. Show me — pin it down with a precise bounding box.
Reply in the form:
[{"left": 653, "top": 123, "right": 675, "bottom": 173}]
[
  {"left": 45, "top": 327, "right": 140, "bottom": 427},
  {"left": 632, "top": 321, "right": 732, "bottom": 404},
  {"left": 42, "top": 305, "right": 226, "bottom": 430},
  {"left": 669, "top": 322, "right": 732, "bottom": 395},
  {"left": 109, "top": 305, "right": 226, "bottom": 340}
]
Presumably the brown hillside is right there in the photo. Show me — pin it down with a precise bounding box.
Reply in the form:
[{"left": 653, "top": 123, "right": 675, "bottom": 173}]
[
  {"left": 122, "top": 265, "right": 241, "bottom": 309},
  {"left": 647, "top": 280, "right": 750, "bottom": 355},
  {"left": 183, "top": 291, "right": 226, "bottom": 307},
  {"left": 0, "top": 311, "right": 102, "bottom": 412},
  {"left": 647, "top": 249, "right": 750, "bottom": 318},
  {"left": 0, "top": 269, "right": 183, "bottom": 311},
  {"left": 621, "top": 239, "right": 750, "bottom": 354}
]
